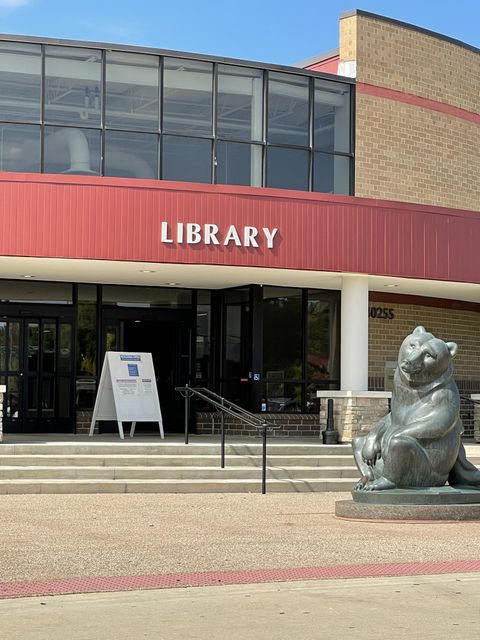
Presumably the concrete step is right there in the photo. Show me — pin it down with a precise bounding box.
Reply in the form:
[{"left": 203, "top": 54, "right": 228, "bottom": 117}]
[
  {"left": 0, "top": 477, "right": 357, "bottom": 494},
  {"left": 0, "top": 453, "right": 354, "bottom": 468},
  {"left": 0, "top": 465, "right": 358, "bottom": 480},
  {"left": 0, "top": 443, "right": 352, "bottom": 456}
]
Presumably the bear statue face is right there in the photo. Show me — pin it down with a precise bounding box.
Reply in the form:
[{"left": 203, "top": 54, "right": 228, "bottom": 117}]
[{"left": 398, "top": 326, "right": 457, "bottom": 385}]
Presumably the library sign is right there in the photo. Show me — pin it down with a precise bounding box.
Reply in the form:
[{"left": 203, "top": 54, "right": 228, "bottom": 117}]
[{"left": 160, "top": 222, "right": 279, "bottom": 249}]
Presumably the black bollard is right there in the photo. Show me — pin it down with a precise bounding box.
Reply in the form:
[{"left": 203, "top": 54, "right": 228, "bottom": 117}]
[{"left": 322, "top": 398, "right": 339, "bottom": 444}]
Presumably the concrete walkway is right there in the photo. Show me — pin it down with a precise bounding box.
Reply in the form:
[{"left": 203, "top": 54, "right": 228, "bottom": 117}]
[
  {"left": 1, "top": 573, "right": 479, "bottom": 639},
  {"left": 1, "top": 485, "right": 480, "bottom": 637}
]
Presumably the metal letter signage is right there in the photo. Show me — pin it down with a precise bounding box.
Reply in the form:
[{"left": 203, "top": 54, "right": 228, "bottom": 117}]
[{"left": 160, "top": 222, "right": 278, "bottom": 249}]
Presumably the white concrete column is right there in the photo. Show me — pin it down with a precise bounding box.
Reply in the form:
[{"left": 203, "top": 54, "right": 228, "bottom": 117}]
[{"left": 340, "top": 275, "right": 369, "bottom": 391}]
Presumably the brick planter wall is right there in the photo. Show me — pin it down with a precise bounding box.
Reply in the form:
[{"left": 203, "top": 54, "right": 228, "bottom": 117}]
[
  {"left": 317, "top": 392, "right": 391, "bottom": 442},
  {"left": 76, "top": 410, "right": 94, "bottom": 435},
  {"left": 0, "top": 385, "right": 4, "bottom": 442},
  {"left": 195, "top": 412, "right": 322, "bottom": 438}
]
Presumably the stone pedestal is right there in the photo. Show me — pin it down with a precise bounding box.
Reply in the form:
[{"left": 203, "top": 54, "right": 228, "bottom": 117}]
[
  {"left": 0, "top": 385, "right": 5, "bottom": 442},
  {"left": 336, "top": 486, "right": 480, "bottom": 520},
  {"left": 317, "top": 391, "right": 391, "bottom": 443},
  {"left": 472, "top": 395, "right": 480, "bottom": 442}
]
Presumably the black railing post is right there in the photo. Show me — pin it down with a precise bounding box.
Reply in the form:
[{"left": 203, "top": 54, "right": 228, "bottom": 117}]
[
  {"left": 220, "top": 397, "right": 225, "bottom": 469},
  {"left": 262, "top": 423, "right": 268, "bottom": 494},
  {"left": 184, "top": 384, "right": 190, "bottom": 445}
]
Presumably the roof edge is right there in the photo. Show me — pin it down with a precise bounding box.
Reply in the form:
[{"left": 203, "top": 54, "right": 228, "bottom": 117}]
[
  {"left": 293, "top": 48, "right": 339, "bottom": 69},
  {"left": 340, "top": 9, "right": 480, "bottom": 57},
  {"left": 0, "top": 32, "right": 354, "bottom": 84}
]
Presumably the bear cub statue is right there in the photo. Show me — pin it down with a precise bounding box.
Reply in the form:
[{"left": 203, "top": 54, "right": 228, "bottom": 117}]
[{"left": 353, "top": 326, "right": 480, "bottom": 491}]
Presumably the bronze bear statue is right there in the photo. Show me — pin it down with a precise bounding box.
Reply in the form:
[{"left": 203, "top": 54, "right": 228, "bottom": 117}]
[{"left": 353, "top": 326, "right": 480, "bottom": 491}]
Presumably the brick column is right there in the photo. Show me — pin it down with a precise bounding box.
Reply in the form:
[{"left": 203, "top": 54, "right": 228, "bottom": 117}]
[
  {"left": 472, "top": 395, "right": 480, "bottom": 443},
  {"left": 317, "top": 391, "right": 391, "bottom": 442}
]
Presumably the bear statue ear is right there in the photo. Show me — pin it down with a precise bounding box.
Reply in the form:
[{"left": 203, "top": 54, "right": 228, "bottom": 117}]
[
  {"left": 413, "top": 326, "right": 427, "bottom": 335},
  {"left": 446, "top": 342, "right": 458, "bottom": 358}
]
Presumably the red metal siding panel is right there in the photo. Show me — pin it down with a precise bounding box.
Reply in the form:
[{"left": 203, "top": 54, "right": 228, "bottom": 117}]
[{"left": 0, "top": 172, "right": 479, "bottom": 284}]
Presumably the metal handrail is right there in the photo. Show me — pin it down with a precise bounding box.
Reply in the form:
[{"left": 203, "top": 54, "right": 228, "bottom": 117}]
[
  {"left": 460, "top": 395, "right": 480, "bottom": 405},
  {"left": 175, "top": 384, "right": 280, "bottom": 494}
]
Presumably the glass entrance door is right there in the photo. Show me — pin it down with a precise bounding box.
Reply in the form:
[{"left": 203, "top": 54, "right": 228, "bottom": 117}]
[
  {"left": 1, "top": 317, "right": 74, "bottom": 433},
  {"left": 102, "top": 312, "right": 192, "bottom": 433}
]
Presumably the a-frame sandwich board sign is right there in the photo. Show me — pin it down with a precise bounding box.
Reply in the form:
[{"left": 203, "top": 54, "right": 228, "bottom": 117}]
[{"left": 89, "top": 352, "right": 164, "bottom": 440}]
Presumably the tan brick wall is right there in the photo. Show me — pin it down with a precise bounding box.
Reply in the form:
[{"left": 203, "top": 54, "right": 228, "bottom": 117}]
[
  {"left": 368, "top": 299, "right": 480, "bottom": 436},
  {"left": 339, "top": 13, "right": 480, "bottom": 210},
  {"left": 352, "top": 15, "right": 480, "bottom": 113},
  {"left": 339, "top": 14, "right": 357, "bottom": 62},
  {"left": 355, "top": 94, "right": 480, "bottom": 209},
  {"left": 368, "top": 300, "right": 480, "bottom": 382}
]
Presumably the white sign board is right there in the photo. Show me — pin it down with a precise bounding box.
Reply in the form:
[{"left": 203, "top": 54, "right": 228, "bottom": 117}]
[{"left": 89, "top": 352, "right": 164, "bottom": 440}]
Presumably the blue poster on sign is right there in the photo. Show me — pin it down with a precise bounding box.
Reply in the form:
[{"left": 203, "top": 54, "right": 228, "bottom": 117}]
[{"left": 128, "top": 364, "right": 139, "bottom": 376}]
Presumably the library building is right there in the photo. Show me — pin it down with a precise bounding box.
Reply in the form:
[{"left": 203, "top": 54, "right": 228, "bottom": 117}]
[{"left": 0, "top": 9, "right": 479, "bottom": 444}]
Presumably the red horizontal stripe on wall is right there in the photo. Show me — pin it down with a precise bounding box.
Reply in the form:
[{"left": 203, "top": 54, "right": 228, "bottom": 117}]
[
  {"left": 357, "top": 82, "right": 480, "bottom": 125},
  {"left": 0, "top": 172, "right": 479, "bottom": 284}
]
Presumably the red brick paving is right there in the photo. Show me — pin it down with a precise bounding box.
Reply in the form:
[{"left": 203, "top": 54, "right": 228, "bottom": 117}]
[{"left": 1, "top": 560, "right": 480, "bottom": 599}]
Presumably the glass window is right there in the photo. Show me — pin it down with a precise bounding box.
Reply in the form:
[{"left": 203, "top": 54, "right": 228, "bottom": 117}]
[
  {"left": 162, "top": 135, "right": 211, "bottom": 183},
  {"left": 223, "top": 287, "right": 250, "bottom": 381},
  {"left": 263, "top": 287, "right": 302, "bottom": 379},
  {"left": 27, "top": 322, "right": 39, "bottom": 372},
  {"left": 58, "top": 323, "right": 72, "bottom": 374},
  {"left": 0, "top": 124, "right": 40, "bottom": 173},
  {"left": 196, "top": 291, "right": 211, "bottom": 383},
  {"left": 102, "top": 286, "right": 192, "bottom": 308},
  {"left": 266, "top": 146, "right": 308, "bottom": 191},
  {"left": 42, "top": 321, "right": 56, "bottom": 373},
  {"left": 306, "top": 293, "right": 339, "bottom": 382},
  {"left": 0, "top": 42, "right": 41, "bottom": 122},
  {"left": 163, "top": 58, "right": 213, "bottom": 135},
  {"left": 77, "top": 285, "right": 97, "bottom": 378},
  {"left": 216, "top": 141, "right": 262, "bottom": 187},
  {"left": 45, "top": 46, "right": 102, "bottom": 126},
  {"left": 0, "top": 322, "right": 5, "bottom": 370},
  {"left": 0, "top": 280, "right": 72, "bottom": 304},
  {"left": 76, "top": 285, "right": 96, "bottom": 409},
  {"left": 313, "top": 152, "right": 350, "bottom": 195},
  {"left": 44, "top": 126, "right": 101, "bottom": 175},
  {"left": 267, "top": 72, "right": 309, "bottom": 146},
  {"left": 263, "top": 287, "right": 303, "bottom": 411},
  {"left": 217, "top": 65, "right": 263, "bottom": 142},
  {"left": 106, "top": 51, "right": 159, "bottom": 131},
  {"left": 105, "top": 130, "right": 158, "bottom": 179},
  {"left": 314, "top": 79, "right": 350, "bottom": 153}
]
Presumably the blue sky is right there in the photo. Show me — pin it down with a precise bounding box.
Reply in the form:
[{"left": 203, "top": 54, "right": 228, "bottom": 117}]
[{"left": 0, "top": 0, "right": 478, "bottom": 65}]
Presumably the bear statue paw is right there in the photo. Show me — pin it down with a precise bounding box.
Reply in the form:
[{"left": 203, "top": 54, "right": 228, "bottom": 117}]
[{"left": 361, "top": 477, "right": 397, "bottom": 491}]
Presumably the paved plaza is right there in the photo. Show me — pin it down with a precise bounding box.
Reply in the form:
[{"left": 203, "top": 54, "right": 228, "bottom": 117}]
[{"left": 0, "top": 492, "right": 480, "bottom": 638}]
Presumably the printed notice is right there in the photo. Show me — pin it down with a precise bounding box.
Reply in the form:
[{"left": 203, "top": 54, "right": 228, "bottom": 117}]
[
  {"left": 117, "top": 379, "right": 138, "bottom": 395},
  {"left": 140, "top": 378, "right": 154, "bottom": 396},
  {"left": 128, "top": 364, "right": 139, "bottom": 376}
]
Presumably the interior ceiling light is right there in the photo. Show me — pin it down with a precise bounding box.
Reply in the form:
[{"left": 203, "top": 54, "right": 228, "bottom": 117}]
[
  {"left": 384, "top": 284, "right": 398, "bottom": 288},
  {"left": 165, "top": 282, "right": 180, "bottom": 286},
  {"left": 139, "top": 269, "right": 156, "bottom": 273},
  {"left": 21, "top": 275, "right": 35, "bottom": 278}
]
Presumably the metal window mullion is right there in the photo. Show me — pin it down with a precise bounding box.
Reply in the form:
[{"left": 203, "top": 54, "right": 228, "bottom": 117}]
[
  {"left": 212, "top": 62, "right": 218, "bottom": 184},
  {"left": 308, "top": 76, "right": 314, "bottom": 192},
  {"left": 262, "top": 69, "right": 268, "bottom": 187},
  {"left": 158, "top": 55, "right": 163, "bottom": 179},
  {"left": 40, "top": 44, "right": 46, "bottom": 173},
  {"left": 100, "top": 49, "right": 106, "bottom": 176},
  {"left": 350, "top": 84, "right": 355, "bottom": 196}
]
